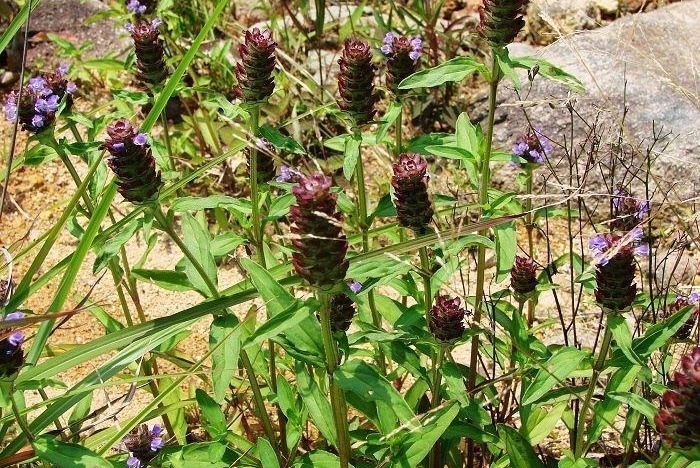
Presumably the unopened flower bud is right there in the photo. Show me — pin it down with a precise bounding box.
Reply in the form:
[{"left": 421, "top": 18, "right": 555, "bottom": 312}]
[
  {"left": 478, "top": 0, "right": 529, "bottom": 48},
  {"left": 337, "top": 38, "right": 378, "bottom": 126},
  {"left": 235, "top": 28, "right": 277, "bottom": 103},
  {"left": 429, "top": 295, "right": 468, "bottom": 342},
  {"left": 128, "top": 19, "right": 167, "bottom": 86}
]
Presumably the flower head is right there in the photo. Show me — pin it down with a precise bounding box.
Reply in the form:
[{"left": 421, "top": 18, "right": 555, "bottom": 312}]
[
  {"left": 655, "top": 347, "right": 700, "bottom": 452},
  {"left": 392, "top": 153, "right": 433, "bottom": 233},
  {"left": 510, "top": 255, "right": 538, "bottom": 299},
  {"left": 276, "top": 165, "right": 302, "bottom": 183},
  {"left": 512, "top": 126, "right": 552, "bottom": 165},
  {"left": 337, "top": 38, "right": 378, "bottom": 125},
  {"left": 126, "top": 0, "right": 147, "bottom": 14},
  {"left": 290, "top": 173, "right": 349, "bottom": 287},
  {"left": 128, "top": 19, "right": 167, "bottom": 85},
  {"left": 122, "top": 424, "right": 166, "bottom": 467},
  {"left": 235, "top": 28, "right": 277, "bottom": 103},
  {"left": 1, "top": 311, "right": 25, "bottom": 378},
  {"left": 382, "top": 33, "right": 423, "bottom": 94},
  {"left": 429, "top": 295, "right": 469, "bottom": 342},
  {"left": 478, "top": 0, "right": 529, "bottom": 48},
  {"left": 348, "top": 280, "right": 362, "bottom": 294},
  {"left": 327, "top": 294, "right": 356, "bottom": 333},
  {"left": 102, "top": 119, "right": 161, "bottom": 203},
  {"left": 611, "top": 186, "right": 650, "bottom": 231}
]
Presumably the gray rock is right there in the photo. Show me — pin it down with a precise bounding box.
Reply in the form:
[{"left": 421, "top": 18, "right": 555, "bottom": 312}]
[
  {"left": 526, "top": 0, "right": 606, "bottom": 45},
  {"left": 478, "top": 1, "right": 700, "bottom": 203}
]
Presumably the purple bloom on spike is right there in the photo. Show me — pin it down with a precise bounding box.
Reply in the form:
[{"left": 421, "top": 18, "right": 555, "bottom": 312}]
[
  {"left": 125, "top": 22, "right": 135, "bottom": 32},
  {"left": 349, "top": 280, "right": 362, "bottom": 293},
  {"left": 3, "top": 97, "right": 17, "bottom": 121},
  {"left": 112, "top": 142, "right": 125, "bottom": 151},
  {"left": 611, "top": 186, "right": 650, "bottom": 231},
  {"left": 1, "top": 311, "right": 25, "bottom": 377},
  {"left": 151, "top": 18, "right": 162, "bottom": 28},
  {"left": 133, "top": 133, "right": 148, "bottom": 146},
  {"left": 127, "top": 0, "right": 147, "bottom": 13},
  {"left": 31, "top": 114, "right": 44, "bottom": 128},
  {"left": 8, "top": 331, "right": 24, "bottom": 347},
  {"left": 28, "top": 76, "right": 47, "bottom": 93},
  {"left": 690, "top": 291, "right": 700, "bottom": 305},
  {"left": 126, "top": 457, "right": 141, "bottom": 468},
  {"left": 383, "top": 33, "right": 422, "bottom": 94},
  {"left": 58, "top": 63, "right": 69, "bottom": 76},
  {"left": 589, "top": 232, "right": 646, "bottom": 311},
  {"left": 66, "top": 82, "right": 77, "bottom": 94},
  {"left": 122, "top": 424, "right": 166, "bottom": 467},
  {"left": 276, "top": 165, "right": 301, "bottom": 183},
  {"left": 128, "top": 19, "right": 167, "bottom": 85},
  {"left": 513, "top": 126, "right": 551, "bottom": 165},
  {"left": 337, "top": 38, "right": 378, "bottom": 124}
]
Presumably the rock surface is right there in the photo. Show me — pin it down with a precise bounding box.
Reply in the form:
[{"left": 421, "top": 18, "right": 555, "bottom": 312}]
[{"left": 477, "top": 0, "right": 700, "bottom": 202}]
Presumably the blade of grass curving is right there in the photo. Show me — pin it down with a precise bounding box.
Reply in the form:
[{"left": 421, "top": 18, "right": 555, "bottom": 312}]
[
  {"left": 0, "top": 0, "right": 41, "bottom": 55},
  {"left": 25, "top": 184, "right": 117, "bottom": 366},
  {"left": 140, "top": 0, "right": 229, "bottom": 132}
]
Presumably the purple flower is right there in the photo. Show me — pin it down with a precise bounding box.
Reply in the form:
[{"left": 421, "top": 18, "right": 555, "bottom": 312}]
[
  {"left": 132, "top": 133, "right": 148, "bottom": 146},
  {"left": 66, "top": 82, "right": 77, "bottom": 94},
  {"left": 512, "top": 126, "right": 552, "bottom": 165},
  {"left": 634, "top": 243, "right": 650, "bottom": 257},
  {"left": 57, "top": 63, "right": 70, "bottom": 76},
  {"left": 126, "top": 457, "right": 141, "bottom": 468},
  {"left": 381, "top": 32, "right": 395, "bottom": 54},
  {"left": 276, "top": 165, "right": 301, "bottom": 183},
  {"left": 125, "top": 22, "right": 135, "bottom": 33},
  {"left": 31, "top": 114, "right": 44, "bottom": 128},
  {"left": 112, "top": 142, "right": 125, "bottom": 152},
  {"left": 349, "top": 280, "right": 362, "bottom": 293},
  {"left": 151, "top": 18, "right": 162, "bottom": 29},
  {"left": 150, "top": 437, "right": 164, "bottom": 451},
  {"left": 27, "top": 76, "right": 47, "bottom": 94},
  {"left": 34, "top": 94, "right": 60, "bottom": 113},
  {"left": 689, "top": 291, "right": 700, "bottom": 305},
  {"left": 126, "top": 0, "right": 147, "bottom": 13},
  {"left": 4, "top": 312, "right": 24, "bottom": 346},
  {"left": 3, "top": 97, "right": 17, "bottom": 121},
  {"left": 589, "top": 230, "right": 648, "bottom": 266}
]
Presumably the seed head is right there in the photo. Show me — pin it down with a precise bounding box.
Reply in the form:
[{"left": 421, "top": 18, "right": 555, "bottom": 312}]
[
  {"left": 478, "top": 0, "right": 529, "bottom": 48},
  {"left": 235, "top": 28, "right": 277, "bottom": 103},
  {"left": 337, "top": 38, "right": 378, "bottom": 126},
  {"left": 391, "top": 153, "right": 433, "bottom": 233},
  {"left": 290, "top": 173, "right": 349, "bottom": 287},
  {"left": 381, "top": 33, "right": 422, "bottom": 94},
  {"left": 655, "top": 347, "right": 700, "bottom": 452},
  {"left": 429, "top": 295, "right": 468, "bottom": 342},
  {"left": 102, "top": 119, "right": 162, "bottom": 204},
  {"left": 510, "top": 255, "right": 538, "bottom": 299}
]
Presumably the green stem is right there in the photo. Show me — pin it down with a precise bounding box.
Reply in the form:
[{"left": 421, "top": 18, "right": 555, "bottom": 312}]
[
  {"left": 395, "top": 102, "right": 403, "bottom": 155},
  {"left": 160, "top": 112, "right": 176, "bottom": 172},
  {"left": 318, "top": 290, "right": 351, "bottom": 468},
  {"left": 249, "top": 106, "right": 264, "bottom": 260},
  {"left": 574, "top": 318, "right": 614, "bottom": 457},
  {"left": 419, "top": 246, "right": 432, "bottom": 325},
  {"left": 10, "top": 388, "right": 33, "bottom": 443},
  {"left": 467, "top": 51, "right": 500, "bottom": 468},
  {"left": 151, "top": 206, "right": 278, "bottom": 450},
  {"left": 428, "top": 346, "right": 445, "bottom": 468},
  {"left": 524, "top": 166, "right": 536, "bottom": 326},
  {"left": 354, "top": 136, "right": 387, "bottom": 374}
]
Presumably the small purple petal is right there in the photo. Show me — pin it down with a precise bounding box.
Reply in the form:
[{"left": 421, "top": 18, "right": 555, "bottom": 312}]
[
  {"left": 5, "top": 312, "right": 24, "bottom": 321},
  {"left": 4, "top": 101, "right": 17, "bottom": 121},
  {"left": 408, "top": 50, "right": 421, "bottom": 61},
  {"left": 8, "top": 331, "right": 24, "bottom": 347},
  {"left": 66, "top": 82, "right": 77, "bottom": 94},
  {"left": 688, "top": 291, "right": 700, "bottom": 304},
  {"left": 58, "top": 63, "right": 70, "bottom": 76},
  {"left": 628, "top": 227, "right": 644, "bottom": 243},
  {"left": 126, "top": 457, "right": 141, "bottom": 468},
  {"left": 634, "top": 244, "right": 649, "bottom": 257},
  {"left": 588, "top": 234, "right": 609, "bottom": 254},
  {"left": 133, "top": 133, "right": 148, "bottom": 146},
  {"left": 31, "top": 114, "right": 44, "bottom": 128},
  {"left": 380, "top": 44, "right": 392, "bottom": 55},
  {"left": 28, "top": 76, "right": 47, "bottom": 93},
  {"left": 150, "top": 424, "right": 164, "bottom": 437},
  {"left": 636, "top": 200, "right": 650, "bottom": 219},
  {"left": 349, "top": 281, "right": 362, "bottom": 293},
  {"left": 410, "top": 37, "right": 422, "bottom": 49},
  {"left": 151, "top": 18, "right": 162, "bottom": 29},
  {"left": 383, "top": 32, "right": 395, "bottom": 44},
  {"left": 125, "top": 22, "right": 134, "bottom": 32},
  {"left": 112, "top": 142, "right": 125, "bottom": 151},
  {"left": 150, "top": 437, "right": 164, "bottom": 451}
]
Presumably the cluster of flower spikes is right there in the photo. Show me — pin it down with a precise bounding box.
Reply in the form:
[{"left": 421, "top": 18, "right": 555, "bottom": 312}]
[
  {"left": 123, "top": 423, "right": 165, "bottom": 468},
  {"left": 510, "top": 255, "right": 538, "bottom": 300},
  {"left": 392, "top": 153, "right": 434, "bottom": 233},
  {"left": 3, "top": 64, "right": 77, "bottom": 133},
  {"left": 610, "top": 185, "right": 650, "bottom": 232},
  {"left": 429, "top": 295, "right": 469, "bottom": 342},
  {"left": 662, "top": 291, "right": 700, "bottom": 341},
  {"left": 478, "top": 0, "right": 529, "bottom": 48},
  {"left": 235, "top": 28, "right": 277, "bottom": 103},
  {"left": 0, "top": 312, "right": 25, "bottom": 378},
  {"left": 654, "top": 346, "right": 700, "bottom": 453},
  {"left": 337, "top": 38, "right": 378, "bottom": 126},
  {"left": 381, "top": 32, "right": 422, "bottom": 95},
  {"left": 126, "top": 18, "right": 167, "bottom": 86},
  {"left": 102, "top": 119, "right": 162, "bottom": 204},
  {"left": 289, "top": 173, "right": 349, "bottom": 288},
  {"left": 512, "top": 126, "right": 552, "bottom": 165},
  {"left": 245, "top": 137, "right": 277, "bottom": 184},
  {"left": 589, "top": 227, "right": 649, "bottom": 311},
  {"left": 126, "top": 0, "right": 157, "bottom": 15}
]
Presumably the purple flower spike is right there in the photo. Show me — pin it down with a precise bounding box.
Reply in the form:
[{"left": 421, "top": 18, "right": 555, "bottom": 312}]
[
  {"left": 513, "top": 126, "right": 551, "bottom": 165},
  {"left": 127, "top": 0, "right": 147, "bottom": 13},
  {"left": 349, "top": 280, "right": 362, "bottom": 293},
  {"left": 133, "top": 133, "right": 148, "bottom": 146}
]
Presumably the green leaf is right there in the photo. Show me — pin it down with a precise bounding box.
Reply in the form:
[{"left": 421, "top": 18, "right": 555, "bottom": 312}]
[
  {"left": 336, "top": 360, "right": 414, "bottom": 424},
  {"left": 521, "top": 401, "right": 568, "bottom": 444},
  {"left": 370, "top": 193, "right": 397, "bottom": 221},
  {"left": 376, "top": 101, "right": 403, "bottom": 144},
  {"left": 0, "top": 0, "right": 41, "bottom": 55},
  {"left": 171, "top": 195, "right": 249, "bottom": 212},
  {"left": 24, "top": 144, "right": 58, "bottom": 165},
  {"left": 497, "top": 424, "right": 544, "bottom": 468},
  {"left": 181, "top": 213, "right": 218, "bottom": 294},
  {"left": 209, "top": 315, "right": 243, "bottom": 403},
  {"left": 426, "top": 145, "right": 476, "bottom": 161},
  {"left": 494, "top": 222, "right": 517, "bottom": 283},
  {"left": 195, "top": 389, "right": 228, "bottom": 438},
  {"left": 495, "top": 48, "right": 520, "bottom": 89},
  {"left": 259, "top": 125, "right": 306, "bottom": 154},
  {"left": 242, "top": 301, "right": 313, "bottom": 350},
  {"left": 607, "top": 391, "right": 658, "bottom": 427},
  {"left": 587, "top": 365, "right": 641, "bottom": 447},
  {"left": 343, "top": 134, "right": 362, "bottom": 180},
  {"left": 93, "top": 218, "right": 141, "bottom": 273},
  {"left": 632, "top": 307, "right": 693, "bottom": 359},
  {"left": 509, "top": 57, "right": 585, "bottom": 93},
  {"left": 81, "top": 59, "right": 124, "bottom": 71},
  {"left": 608, "top": 314, "right": 644, "bottom": 366},
  {"left": 33, "top": 435, "right": 111, "bottom": 467},
  {"left": 399, "top": 56, "right": 488, "bottom": 89},
  {"left": 521, "top": 347, "right": 587, "bottom": 406},
  {"left": 130, "top": 269, "right": 193, "bottom": 291},
  {"left": 295, "top": 362, "right": 337, "bottom": 446},
  {"left": 210, "top": 233, "right": 245, "bottom": 257},
  {"left": 292, "top": 451, "right": 345, "bottom": 467},
  {"left": 390, "top": 402, "right": 459, "bottom": 467},
  {"left": 257, "top": 438, "right": 280, "bottom": 468}
]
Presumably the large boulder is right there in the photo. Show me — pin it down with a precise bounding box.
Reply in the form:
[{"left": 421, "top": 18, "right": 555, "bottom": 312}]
[{"left": 476, "top": 0, "right": 700, "bottom": 203}]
